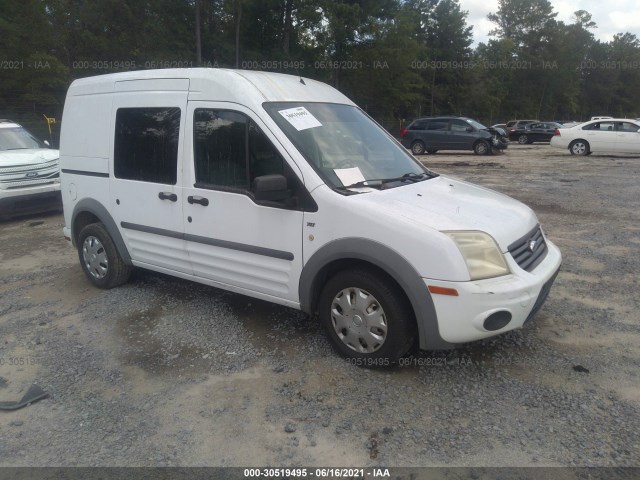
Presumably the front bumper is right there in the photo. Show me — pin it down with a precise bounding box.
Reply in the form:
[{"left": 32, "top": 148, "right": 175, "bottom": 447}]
[
  {"left": 425, "top": 239, "right": 562, "bottom": 343},
  {"left": 0, "top": 183, "right": 62, "bottom": 218},
  {"left": 492, "top": 137, "right": 509, "bottom": 149}
]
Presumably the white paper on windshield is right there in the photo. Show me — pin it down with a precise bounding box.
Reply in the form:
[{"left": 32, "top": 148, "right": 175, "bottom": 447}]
[
  {"left": 278, "top": 107, "right": 322, "bottom": 131},
  {"left": 334, "top": 167, "right": 366, "bottom": 187}
]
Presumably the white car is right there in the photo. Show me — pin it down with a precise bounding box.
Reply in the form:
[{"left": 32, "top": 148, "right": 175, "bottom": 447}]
[
  {"left": 0, "top": 120, "right": 61, "bottom": 218},
  {"left": 60, "top": 69, "right": 561, "bottom": 361},
  {"left": 550, "top": 119, "right": 640, "bottom": 155}
]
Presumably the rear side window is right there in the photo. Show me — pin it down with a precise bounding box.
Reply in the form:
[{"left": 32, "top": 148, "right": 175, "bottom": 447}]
[
  {"left": 583, "top": 122, "right": 615, "bottom": 131},
  {"left": 410, "top": 120, "right": 428, "bottom": 130},
  {"left": 427, "top": 121, "right": 448, "bottom": 131},
  {"left": 114, "top": 107, "right": 181, "bottom": 184}
]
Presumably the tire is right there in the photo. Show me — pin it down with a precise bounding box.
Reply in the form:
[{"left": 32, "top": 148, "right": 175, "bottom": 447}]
[
  {"left": 474, "top": 141, "right": 491, "bottom": 155},
  {"left": 426, "top": 148, "right": 438, "bottom": 154},
  {"left": 569, "top": 139, "right": 590, "bottom": 156},
  {"left": 517, "top": 134, "right": 529, "bottom": 144},
  {"left": 318, "top": 268, "right": 416, "bottom": 363},
  {"left": 77, "top": 223, "right": 132, "bottom": 289},
  {"left": 411, "top": 141, "right": 426, "bottom": 155}
]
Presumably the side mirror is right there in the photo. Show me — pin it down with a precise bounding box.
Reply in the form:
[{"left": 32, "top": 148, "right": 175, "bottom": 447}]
[
  {"left": 466, "top": 127, "right": 473, "bottom": 133},
  {"left": 252, "top": 174, "right": 292, "bottom": 202}
]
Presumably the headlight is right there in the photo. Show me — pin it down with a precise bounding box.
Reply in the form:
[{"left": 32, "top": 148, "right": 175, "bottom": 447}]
[{"left": 444, "top": 231, "right": 510, "bottom": 280}]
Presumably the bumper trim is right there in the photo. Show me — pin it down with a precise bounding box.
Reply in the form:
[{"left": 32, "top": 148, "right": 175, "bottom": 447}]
[
  {"left": 0, "top": 190, "right": 62, "bottom": 218},
  {"left": 525, "top": 265, "right": 561, "bottom": 324}
]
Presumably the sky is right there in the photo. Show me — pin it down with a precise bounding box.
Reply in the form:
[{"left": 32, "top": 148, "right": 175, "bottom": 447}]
[{"left": 461, "top": 0, "right": 640, "bottom": 45}]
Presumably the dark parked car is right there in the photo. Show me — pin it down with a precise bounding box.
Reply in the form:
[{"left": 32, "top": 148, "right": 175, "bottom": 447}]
[
  {"left": 400, "top": 116, "right": 508, "bottom": 155},
  {"left": 505, "top": 119, "right": 538, "bottom": 135},
  {"left": 509, "top": 122, "right": 563, "bottom": 144}
]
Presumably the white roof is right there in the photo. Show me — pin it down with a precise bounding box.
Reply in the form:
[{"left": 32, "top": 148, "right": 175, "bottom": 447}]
[{"left": 67, "top": 68, "right": 355, "bottom": 111}]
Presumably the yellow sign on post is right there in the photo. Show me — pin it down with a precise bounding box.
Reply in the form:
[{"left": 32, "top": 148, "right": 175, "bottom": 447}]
[
  {"left": 43, "top": 114, "right": 56, "bottom": 135},
  {"left": 43, "top": 114, "right": 56, "bottom": 145}
]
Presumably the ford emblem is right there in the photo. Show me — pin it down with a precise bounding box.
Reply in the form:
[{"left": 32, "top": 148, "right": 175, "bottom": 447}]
[{"left": 25, "top": 172, "right": 39, "bottom": 178}]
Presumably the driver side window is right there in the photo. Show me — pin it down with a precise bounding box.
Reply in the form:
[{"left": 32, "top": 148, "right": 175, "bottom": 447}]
[{"left": 193, "top": 109, "right": 284, "bottom": 190}]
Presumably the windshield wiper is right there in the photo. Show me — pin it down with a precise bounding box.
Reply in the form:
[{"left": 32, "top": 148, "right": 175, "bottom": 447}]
[{"left": 340, "top": 172, "right": 434, "bottom": 190}]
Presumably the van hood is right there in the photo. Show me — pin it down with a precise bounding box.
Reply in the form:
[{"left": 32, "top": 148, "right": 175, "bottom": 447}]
[
  {"left": 0, "top": 149, "right": 59, "bottom": 167},
  {"left": 357, "top": 175, "right": 537, "bottom": 251}
]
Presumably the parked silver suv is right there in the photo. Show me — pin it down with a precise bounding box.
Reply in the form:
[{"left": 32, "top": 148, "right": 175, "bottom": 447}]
[{"left": 0, "top": 120, "right": 61, "bottom": 218}]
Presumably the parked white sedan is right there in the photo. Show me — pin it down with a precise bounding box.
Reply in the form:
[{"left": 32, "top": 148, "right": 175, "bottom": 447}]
[{"left": 550, "top": 119, "right": 640, "bottom": 155}]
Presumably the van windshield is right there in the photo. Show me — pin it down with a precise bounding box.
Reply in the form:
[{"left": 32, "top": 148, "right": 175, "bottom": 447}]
[{"left": 264, "top": 102, "right": 435, "bottom": 191}]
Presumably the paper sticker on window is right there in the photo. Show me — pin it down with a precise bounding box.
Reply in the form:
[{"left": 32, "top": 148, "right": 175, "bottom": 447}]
[
  {"left": 278, "top": 107, "right": 322, "bottom": 131},
  {"left": 334, "top": 167, "right": 365, "bottom": 187}
]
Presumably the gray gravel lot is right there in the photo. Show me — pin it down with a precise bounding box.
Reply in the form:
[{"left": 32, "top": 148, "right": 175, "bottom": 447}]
[{"left": 0, "top": 144, "right": 639, "bottom": 468}]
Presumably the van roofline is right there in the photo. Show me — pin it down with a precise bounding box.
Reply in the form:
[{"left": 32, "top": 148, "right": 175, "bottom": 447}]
[{"left": 67, "top": 68, "right": 356, "bottom": 106}]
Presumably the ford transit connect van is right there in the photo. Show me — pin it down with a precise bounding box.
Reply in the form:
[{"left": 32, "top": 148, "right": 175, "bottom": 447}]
[{"left": 60, "top": 69, "right": 561, "bottom": 361}]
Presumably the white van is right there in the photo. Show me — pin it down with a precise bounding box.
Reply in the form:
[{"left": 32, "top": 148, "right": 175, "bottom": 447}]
[{"left": 60, "top": 69, "right": 561, "bottom": 361}]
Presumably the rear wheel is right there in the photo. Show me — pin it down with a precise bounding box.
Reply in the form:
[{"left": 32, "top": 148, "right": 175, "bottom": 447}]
[
  {"left": 569, "top": 139, "right": 590, "bottom": 156},
  {"left": 77, "top": 223, "right": 132, "bottom": 289},
  {"left": 319, "top": 268, "right": 416, "bottom": 363},
  {"left": 517, "top": 134, "right": 529, "bottom": 144},
  {"left": 474, "top": 141, "right": 491, "bottom": 155},
  {"left": 411, "top": 141, "right": 426, "bottom": 155}
]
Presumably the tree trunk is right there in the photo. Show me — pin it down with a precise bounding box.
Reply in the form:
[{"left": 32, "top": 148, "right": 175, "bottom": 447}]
[
  {"left": 195, "top": 0, "right": 202, "bottom": 66},
  {"left": 235, "top": 0, "right": 242, "bottom": 68},
  {"left": 282, "top": 0, "right": 293, "bottom": 54}
]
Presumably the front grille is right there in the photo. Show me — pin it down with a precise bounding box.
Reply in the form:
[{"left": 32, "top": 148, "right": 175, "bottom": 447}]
[
  {"left": 0, "top": 162, "right": 60, "bottom": 190},
  {"left": 508, "top": 225, "right": 548, "bottom": 272}
]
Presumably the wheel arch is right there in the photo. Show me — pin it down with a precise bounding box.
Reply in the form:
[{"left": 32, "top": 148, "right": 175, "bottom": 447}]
[
  {"left": 569, "top": 138, "right": 589, "bottom": 147},
  {"left": 568, "top": 138, "right": 591, "bottom": 155},
  {"left": 473, "top": 138, "right": 490, "bottom": 150},
  {"left": 71, "top": 198, "right": 132, "bottom": 264},
  {"left": 299, "top": 238, "right": 452, "bottom": 350}
]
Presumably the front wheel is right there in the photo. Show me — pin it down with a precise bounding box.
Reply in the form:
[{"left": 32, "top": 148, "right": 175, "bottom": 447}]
[
  {"left": 569, "top": 139, "right": 590, "bottom": 156},
  {"left": 474, "top": 141, "right": 491, "bottom": 155},
  {"left": 77, "top": 223, "right": 132, "bottom": 289},
  {"left": 318, "top": 268, "right": 416, "bottom": 363}
]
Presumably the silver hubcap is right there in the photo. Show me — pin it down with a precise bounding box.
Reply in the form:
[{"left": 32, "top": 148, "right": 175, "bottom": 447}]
[
  {"left": 412, "top": 143, "right": 424, "bottom": 154},
  {"left": 82, "top": 236, "right": 108, "bottom": 279},
  {"left": 330, "top": 287, "right": 387, "bottom": 353},
  {"left": 518, "top": 135, "right": 527, "bottom": 144},
  {"left": 477, "top": 143, "right": 487, "bottom": 154},
  {"left": 572, "top": 142, "right": 586, "bottom": 154}
]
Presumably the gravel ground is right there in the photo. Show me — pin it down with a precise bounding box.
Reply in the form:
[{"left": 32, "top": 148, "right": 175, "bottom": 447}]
[{"left": 0, "top": 144, "right": 639, "bottom": 469}]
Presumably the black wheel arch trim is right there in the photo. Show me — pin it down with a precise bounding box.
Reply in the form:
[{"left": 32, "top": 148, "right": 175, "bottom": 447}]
[
  {"left": 71, "top": 198, "right": 132, "bottom": 265},
  {"left": 299, "top": 237, "right": 452, "bottom": 350}
]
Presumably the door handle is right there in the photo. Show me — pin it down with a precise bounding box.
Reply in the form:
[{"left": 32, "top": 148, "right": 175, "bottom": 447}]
[
  {"left": 188, "top": 195, "right": 209, "bottom": 206},
  {"left": 158, "top": 192, "right": 177, "bottom": 202}
]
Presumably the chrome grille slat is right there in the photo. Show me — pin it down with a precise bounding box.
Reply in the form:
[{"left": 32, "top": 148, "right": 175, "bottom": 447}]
[
  {"left": 508, "top": 225, "right": 548, "bottom": 272},
  {"left": 0, "top": 159, "right": 59, "bottom": 174}
]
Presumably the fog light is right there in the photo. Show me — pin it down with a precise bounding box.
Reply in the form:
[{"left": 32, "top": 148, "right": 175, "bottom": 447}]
[{"left": 483, "top": 311, "right": 512, "bottom": 331}]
